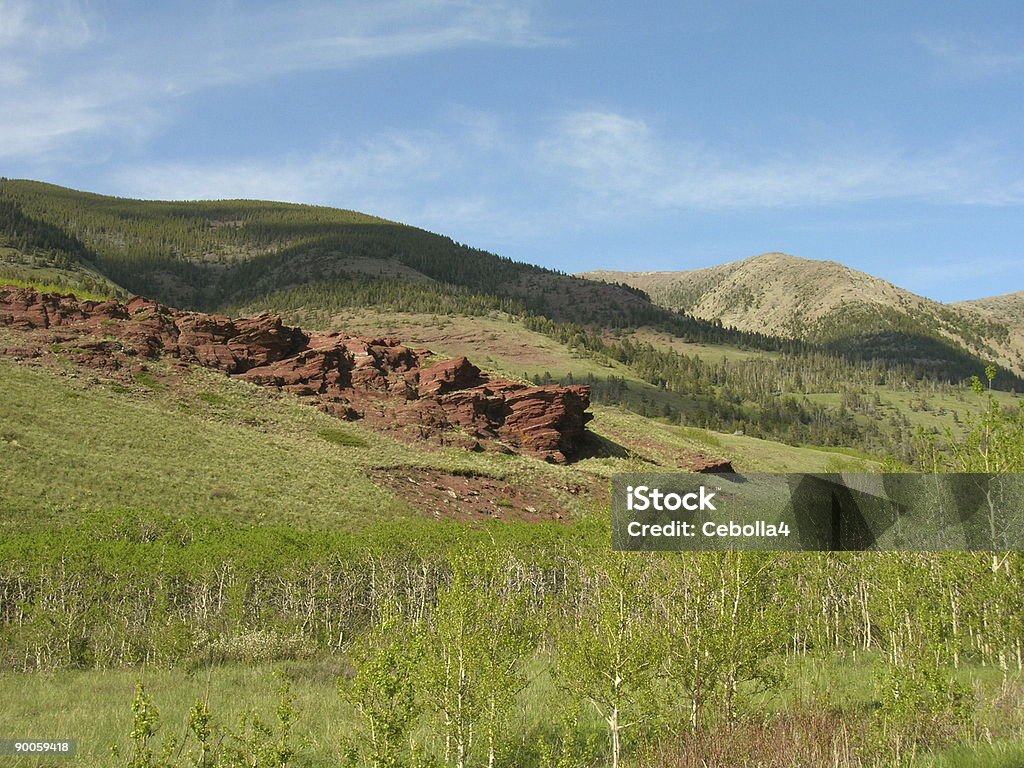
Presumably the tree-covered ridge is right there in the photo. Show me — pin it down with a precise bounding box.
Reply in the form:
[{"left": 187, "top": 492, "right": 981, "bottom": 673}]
[
  {"left": 0, "top": 191, "right": 129, "bottom": 298},
  {"left": 0, "top": 179, "right": 647, "bottom": 326},
  {"left": 0, "top": 193, "right": 102, "bottom": 268},
  {"left": 221, "top": 278, "right": 530, "bottom": 320}
]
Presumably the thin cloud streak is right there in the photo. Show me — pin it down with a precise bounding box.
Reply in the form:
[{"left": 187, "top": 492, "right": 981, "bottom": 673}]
[
  {"left": 102, "top": 118, "right": 559, "bottom": 244},
  {"left": 167, "top": 0, "right": 554, "bottom": 91},
  {"left": 916, "top": 31, "right": 1024, "bottom": 78},
  {"left": 0, "top": 0, "right": 93, "bottom": 51},
  {"left": 107, "top": 132, "right": 452, "bottom": 206},
  {"left": 539, "top": 111, "right": 1024, "bottom": 212},
  {"left": 0, "top": 0, "right": 551, "bottom": 161}
]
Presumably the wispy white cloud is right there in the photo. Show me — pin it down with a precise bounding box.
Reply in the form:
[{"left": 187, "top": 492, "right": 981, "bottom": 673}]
[
  {"left": 102, "top": 113, "right": 556, "bottom": 245},
  {"left": 0, "top": 0, "right": 30, "bottom": 48},
  {"left": 0, "top": 0, "right": 93, "bottom": 51},
  {"left": 0, "top": 0, "right": 551, "bottom": 161},
  {"left": 160, "top": 0, "right": 553, "bottom": 92},
  {"left": 0, "top": 0, "right": 104, "bottom": 155},
  {"left": 916, "top": 31, "right": 1024, "bottom": 78},
  {"left": 537, "top": 110, "right": 1024, "bottom": 212}
]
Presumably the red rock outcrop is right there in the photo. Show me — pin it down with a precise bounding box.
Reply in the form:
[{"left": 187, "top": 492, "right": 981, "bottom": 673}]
[
  {"left": 418, "top": 357, "right": 484, "bottom": 395},
  {"left": 0, "top": 286, "right": 593, "bottom": 462},
  {"left": 688, "top": 457, "right": 734, "bottom": 473}
]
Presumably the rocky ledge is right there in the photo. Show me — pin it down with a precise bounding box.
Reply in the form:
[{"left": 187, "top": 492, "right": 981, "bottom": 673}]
[{"left": 0, "top": 287, "right": 593, "bottom": 462}]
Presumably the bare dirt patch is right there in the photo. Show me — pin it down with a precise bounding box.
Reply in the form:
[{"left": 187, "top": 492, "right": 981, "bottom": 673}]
[{"left": 372, "top": 467, "right": 602, "bottom": 521}]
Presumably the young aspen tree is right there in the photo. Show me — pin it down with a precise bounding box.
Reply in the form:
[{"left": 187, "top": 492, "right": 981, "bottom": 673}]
[
  {"left": 940, "top": 368, "right": 1024, "bottom": 570},
  {"left": 950, "top": 368, "right": 1024, "bottom": 474},
  {"left": 662, "top": 553, "right": 791, "bottom": 730},
  {"left": 341, "top": 616, "right": 423, "bottom": 768},
  {"left": 660, "top": 554, "right": 732, "bottom": 733},
  {"left": 555, "top": 553, "right": 661, "bottom": 768},
  {"left": 418, "top": 557, "right": 535, "bottom": 768}
]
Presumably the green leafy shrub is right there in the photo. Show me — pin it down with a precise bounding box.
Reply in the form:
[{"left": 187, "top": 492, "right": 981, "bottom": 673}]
[
  {"left": 872, "top": 660, "right": 975, "bottom": 763},
  {"left": 112, "top": 678, "right": 299, "bottom": 767}
]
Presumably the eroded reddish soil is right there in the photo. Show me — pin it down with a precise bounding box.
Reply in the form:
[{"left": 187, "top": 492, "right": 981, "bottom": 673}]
[{"left": 372, "top": 468, "right": 603, "bottom": 521}]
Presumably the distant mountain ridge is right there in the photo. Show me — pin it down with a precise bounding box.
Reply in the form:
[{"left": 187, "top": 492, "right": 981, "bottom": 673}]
[
  {"left": 957, "top": 291, "right": 1024, "bottom": 325},
  {"left": 582, "top": 253, "right": 1024, "bottom": 377},
  {"left": 954, "top": 291, "right": 1024, "bottom": 376}
]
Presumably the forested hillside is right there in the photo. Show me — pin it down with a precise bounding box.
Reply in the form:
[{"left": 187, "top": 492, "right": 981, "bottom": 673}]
[
  {"left": 0, "top": 179, "right": 700, "bottom": 330},
  {"left": 3, "top": 180, "right": 1015, "bottom": 376}
]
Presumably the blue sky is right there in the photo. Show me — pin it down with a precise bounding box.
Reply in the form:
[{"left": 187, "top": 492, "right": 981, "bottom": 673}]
[{"left": 1, "top": 1, "right": 1022, "bottom": 301}]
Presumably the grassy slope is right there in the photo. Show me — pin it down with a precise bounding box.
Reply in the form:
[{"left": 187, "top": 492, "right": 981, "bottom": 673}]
[
  {"left": 585, "top": 253, "right": 938, "bottom": 331},
  {"left": 586, "top": 406, "right": 874, "bottom": 472},
  {"left": 803, "top": 387, "right": 1021, "bottom": 438},
  {"left": 959, "top": 291, "right": 1024, "bottom": 325},
  {"left": 0, "top": 359, "right": 405, "bottom": 528},
  {"left": 318, "top": 308, "right": 631, "bottom": 382},
  {"left": 957, "top": 291, "right": 1024, "bottom": 377},
  {"left": 0, "top": 357, "right": 615, "bottom": 530},
  {"left": 0, "top": 334, "right": 861, "bottom": 536},
  {"left": 616, "top": 326, "right": 782, "bottom": 363},
  {"left": 255, "top": 307, "right": 730, "bottom": 423}
]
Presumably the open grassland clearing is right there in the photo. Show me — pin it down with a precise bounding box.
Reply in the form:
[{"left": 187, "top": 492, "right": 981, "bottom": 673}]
[
  {"left": 299, "top": 308, "right": 634, "bottom": 383},
  {"left": 614, "top": 326, "right": 783, "bottom": 363},
  {"left": 801, "top": 387, "right": 1021, "bottom": 439},
  {"left": 583, "top": 406, "right": 876, "bottom": 474}
]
